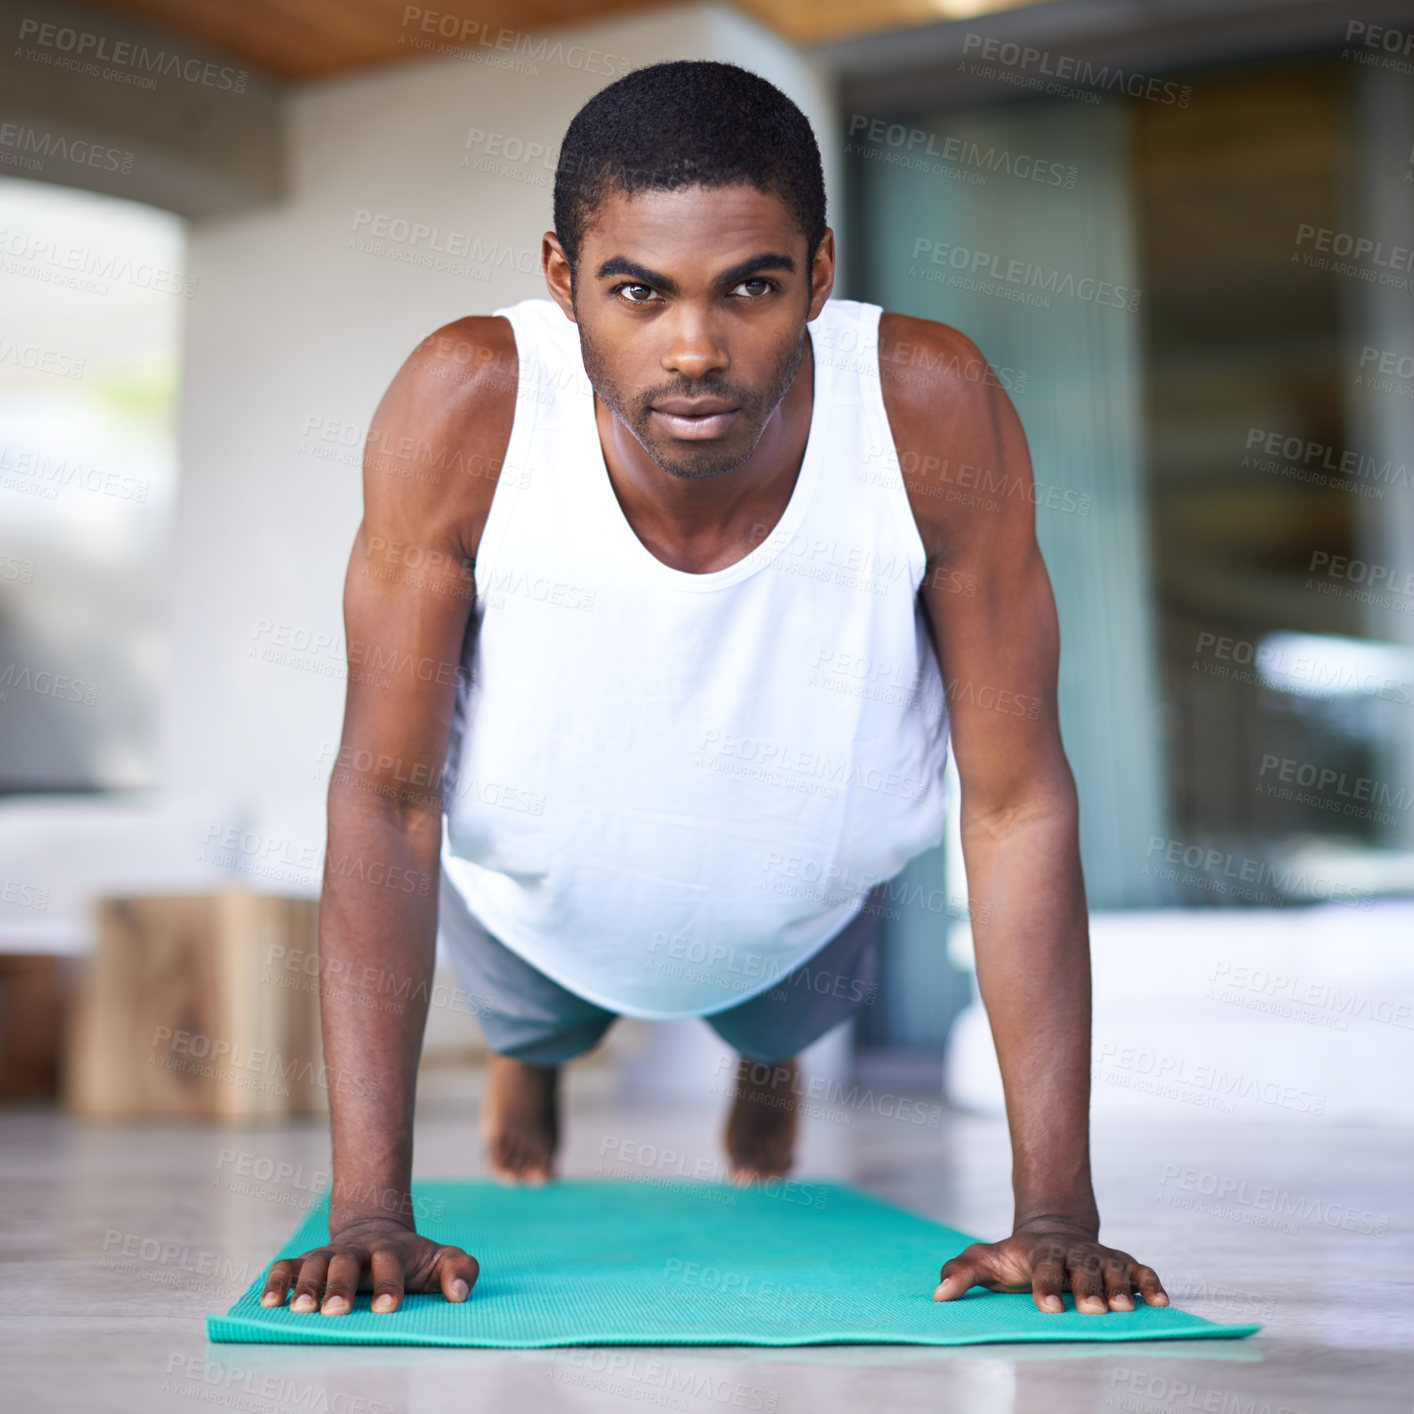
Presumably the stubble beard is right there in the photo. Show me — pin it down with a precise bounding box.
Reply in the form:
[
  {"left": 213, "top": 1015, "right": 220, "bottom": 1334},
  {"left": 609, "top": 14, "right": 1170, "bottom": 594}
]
[{"left": 578, "top": 323, "right": 807, "bottom": 482}]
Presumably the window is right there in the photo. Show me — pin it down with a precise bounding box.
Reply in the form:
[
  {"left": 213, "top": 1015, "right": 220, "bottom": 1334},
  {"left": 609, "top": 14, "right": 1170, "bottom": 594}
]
[{"left": 0, "top": 176, "right": 183, "bottom": 793}]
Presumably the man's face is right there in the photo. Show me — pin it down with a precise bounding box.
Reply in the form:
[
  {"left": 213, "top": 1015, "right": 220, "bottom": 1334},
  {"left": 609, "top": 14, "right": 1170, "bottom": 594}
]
[{"left": 545, "top": 183, "right": 834, "bottom": 480}]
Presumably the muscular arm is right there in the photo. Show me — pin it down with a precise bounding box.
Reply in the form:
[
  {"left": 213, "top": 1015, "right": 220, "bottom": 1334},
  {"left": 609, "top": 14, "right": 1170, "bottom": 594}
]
[
  {"left": 879, "top": 314, "right": 1167, "bottom": 1314},
  {"left": 262, "top": 316, "right": 516, "bottom": 1316}
]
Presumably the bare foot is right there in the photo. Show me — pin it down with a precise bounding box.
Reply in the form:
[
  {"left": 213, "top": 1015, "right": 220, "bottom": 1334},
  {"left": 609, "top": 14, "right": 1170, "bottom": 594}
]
[
  {"left": 480, "top": 1053, "right": 559, "bottom": 1185},
  {"left": 724, "top": 1056, "right": 799, "bottom": 1184}
]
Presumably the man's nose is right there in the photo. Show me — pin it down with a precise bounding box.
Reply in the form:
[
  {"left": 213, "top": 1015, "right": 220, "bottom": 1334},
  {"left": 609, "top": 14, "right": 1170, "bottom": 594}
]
[{"left": 660, "top": 314, "right": 729, "bottom": 380}]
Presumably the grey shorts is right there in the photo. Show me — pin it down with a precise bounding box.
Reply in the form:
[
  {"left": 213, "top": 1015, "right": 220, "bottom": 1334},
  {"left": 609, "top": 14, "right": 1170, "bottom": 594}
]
[{"left": 437, "top": 869, "right": 886, "bottom": 1067}]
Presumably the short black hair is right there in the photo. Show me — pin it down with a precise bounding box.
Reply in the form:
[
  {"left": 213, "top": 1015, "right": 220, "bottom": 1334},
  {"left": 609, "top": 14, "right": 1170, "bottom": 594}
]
[{"left": 552, "top": 60, "right": 827, "bottom": 274}]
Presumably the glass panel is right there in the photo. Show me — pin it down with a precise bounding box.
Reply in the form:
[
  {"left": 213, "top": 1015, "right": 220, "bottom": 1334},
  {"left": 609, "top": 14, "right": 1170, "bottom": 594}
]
[
  {"left": 0, "top": 177, "right": 183, "bottom": 793},
  {"left": 1135, "top": 57, "right": 1413, "bottom": 903}
]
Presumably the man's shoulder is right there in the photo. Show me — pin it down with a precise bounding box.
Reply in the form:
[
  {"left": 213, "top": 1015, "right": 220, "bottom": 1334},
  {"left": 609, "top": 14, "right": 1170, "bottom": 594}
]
[
  {"left": 874, "top": 311, "right": 1032, "bottom": 563},
  {"left": 876, "top": 311, "right": 1004, "bottom": 422},
  {"left": 393, "top": 312, "right": 520, "bottom": 411},
  {"left": 374, "top": 314, "right": 521, "bottom": 482},
  {"left": 363, "top": 314, "right": 521, "bottom": 559}
]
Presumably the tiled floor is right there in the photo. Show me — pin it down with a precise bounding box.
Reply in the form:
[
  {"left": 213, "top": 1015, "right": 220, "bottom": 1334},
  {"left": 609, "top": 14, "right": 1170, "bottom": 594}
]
[{"left": 3, "top": 1071, "right": 1410, "bottom": 1413}]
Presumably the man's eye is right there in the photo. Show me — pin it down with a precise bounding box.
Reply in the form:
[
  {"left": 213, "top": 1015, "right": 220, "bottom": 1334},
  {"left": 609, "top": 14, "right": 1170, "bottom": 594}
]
[
  {"left": 616, "top": 283, "right": 657, "bottom": 303},
  {"left": 732, "top": 278, "right": 776, "bottom": 297}
]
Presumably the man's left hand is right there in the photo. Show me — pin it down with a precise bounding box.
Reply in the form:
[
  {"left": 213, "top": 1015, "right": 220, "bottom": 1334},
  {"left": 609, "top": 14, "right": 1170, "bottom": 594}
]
[{"left": 933, "top": 1218, "right": 1170, "bottom": 1314}]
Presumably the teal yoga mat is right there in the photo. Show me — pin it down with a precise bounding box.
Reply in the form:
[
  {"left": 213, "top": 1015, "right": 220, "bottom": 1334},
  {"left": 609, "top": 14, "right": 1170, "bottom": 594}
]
[{"left": 207, "top": 1179, "right": 1261, "bottom": 1347}]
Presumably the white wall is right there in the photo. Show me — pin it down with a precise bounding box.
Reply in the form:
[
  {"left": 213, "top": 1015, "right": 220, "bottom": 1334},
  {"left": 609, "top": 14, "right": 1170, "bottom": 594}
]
[{"left": 0, "top": 2, "right": 841, "bottom": 952}]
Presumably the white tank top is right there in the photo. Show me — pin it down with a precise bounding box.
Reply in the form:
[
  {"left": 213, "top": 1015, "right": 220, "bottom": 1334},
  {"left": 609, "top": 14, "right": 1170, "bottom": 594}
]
[{"left": 439, "top": 296, "right": 950, "bottom": 1020}]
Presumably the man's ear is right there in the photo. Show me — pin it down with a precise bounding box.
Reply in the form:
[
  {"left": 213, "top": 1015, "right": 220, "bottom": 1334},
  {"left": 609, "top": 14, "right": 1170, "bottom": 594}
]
[
  {"left": 543, "top": 232, "right": 577, "bottom": 323},
  {"left": 808, "top": 228, "right": 836, "bottom": 321}
]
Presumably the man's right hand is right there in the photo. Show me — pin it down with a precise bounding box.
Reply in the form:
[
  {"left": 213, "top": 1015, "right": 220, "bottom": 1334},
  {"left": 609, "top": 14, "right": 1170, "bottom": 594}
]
[{"left": 259, "top": 1217, "right": 480, "bottom": 1316}]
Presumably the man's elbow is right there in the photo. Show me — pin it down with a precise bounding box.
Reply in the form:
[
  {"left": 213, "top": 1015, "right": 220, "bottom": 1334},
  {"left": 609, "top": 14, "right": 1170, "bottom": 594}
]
[
  {"left": 959, "top": 774, "right": 1078, "bottom": 843},
  {"left": 327, "top": 774, "right": 446, "bottom": 837}
]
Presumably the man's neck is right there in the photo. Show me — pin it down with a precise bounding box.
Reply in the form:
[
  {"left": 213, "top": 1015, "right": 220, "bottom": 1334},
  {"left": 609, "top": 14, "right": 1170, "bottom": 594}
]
[{"left": 593, "top": 334, "right": 815, "bottom": 575}]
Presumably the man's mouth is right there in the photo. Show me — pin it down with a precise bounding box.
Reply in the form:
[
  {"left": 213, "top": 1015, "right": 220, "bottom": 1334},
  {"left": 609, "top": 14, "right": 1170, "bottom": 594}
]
[{"left": 650, "top": 398, "right": 740, "bottom": 441}]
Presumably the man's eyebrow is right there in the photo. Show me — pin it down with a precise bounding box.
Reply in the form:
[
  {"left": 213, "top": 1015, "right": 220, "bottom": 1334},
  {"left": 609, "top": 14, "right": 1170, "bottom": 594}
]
[
  {"left": 718, "top": 252, "right": 797, "bottom": 286},
  {"left": 595, "top": 256, "right": 677, "bottom": 291},
  {"left": 593, "top": 252, "right": 798, "bottom": 293}
]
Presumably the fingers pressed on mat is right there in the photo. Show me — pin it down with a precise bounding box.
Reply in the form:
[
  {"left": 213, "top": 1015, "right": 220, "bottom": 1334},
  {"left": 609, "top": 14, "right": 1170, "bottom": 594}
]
[
  {"left": 1103, "top": 1257, "right": 1135, "bottom": 1311},
  {"left": 1067, "top": 1251, "right": 1107, "bottom": 1314},
  {"left": 436, "top": 1249, "right": 481, "bottom": 1302},
  {"left": 261, "top": 1259, "right": 296, "bottom": 1308},
  {"left": 321, "top": 1250, "right": 364, "bottom": 1315},
  {"left": 1133, "top": 1263, "right": 1170, "bottom": 1306},
  {"left": 370, "top": 1246, "right": 405, "bottom": 1314},
  {"left": 933, "top": 1256, "right": 978, "bottom": 1302},
  {"left": 290, "top": 1251, "right": 331, "bottom": 1313},
  {"left": 1030, "top": 1250, "right": 1066, "bottom": 1313}
]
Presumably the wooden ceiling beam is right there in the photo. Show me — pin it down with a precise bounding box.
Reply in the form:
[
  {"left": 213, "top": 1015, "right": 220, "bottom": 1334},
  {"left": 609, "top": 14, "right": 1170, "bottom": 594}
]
[{"left": 78, "top": 0, "right": 1048, "bottom": 81}]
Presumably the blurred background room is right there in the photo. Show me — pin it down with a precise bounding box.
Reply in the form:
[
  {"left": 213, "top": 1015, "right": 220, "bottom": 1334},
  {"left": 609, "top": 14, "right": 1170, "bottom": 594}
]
[{"left": 2, "top": 0, "right": 1411, "bottom": 1409}]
